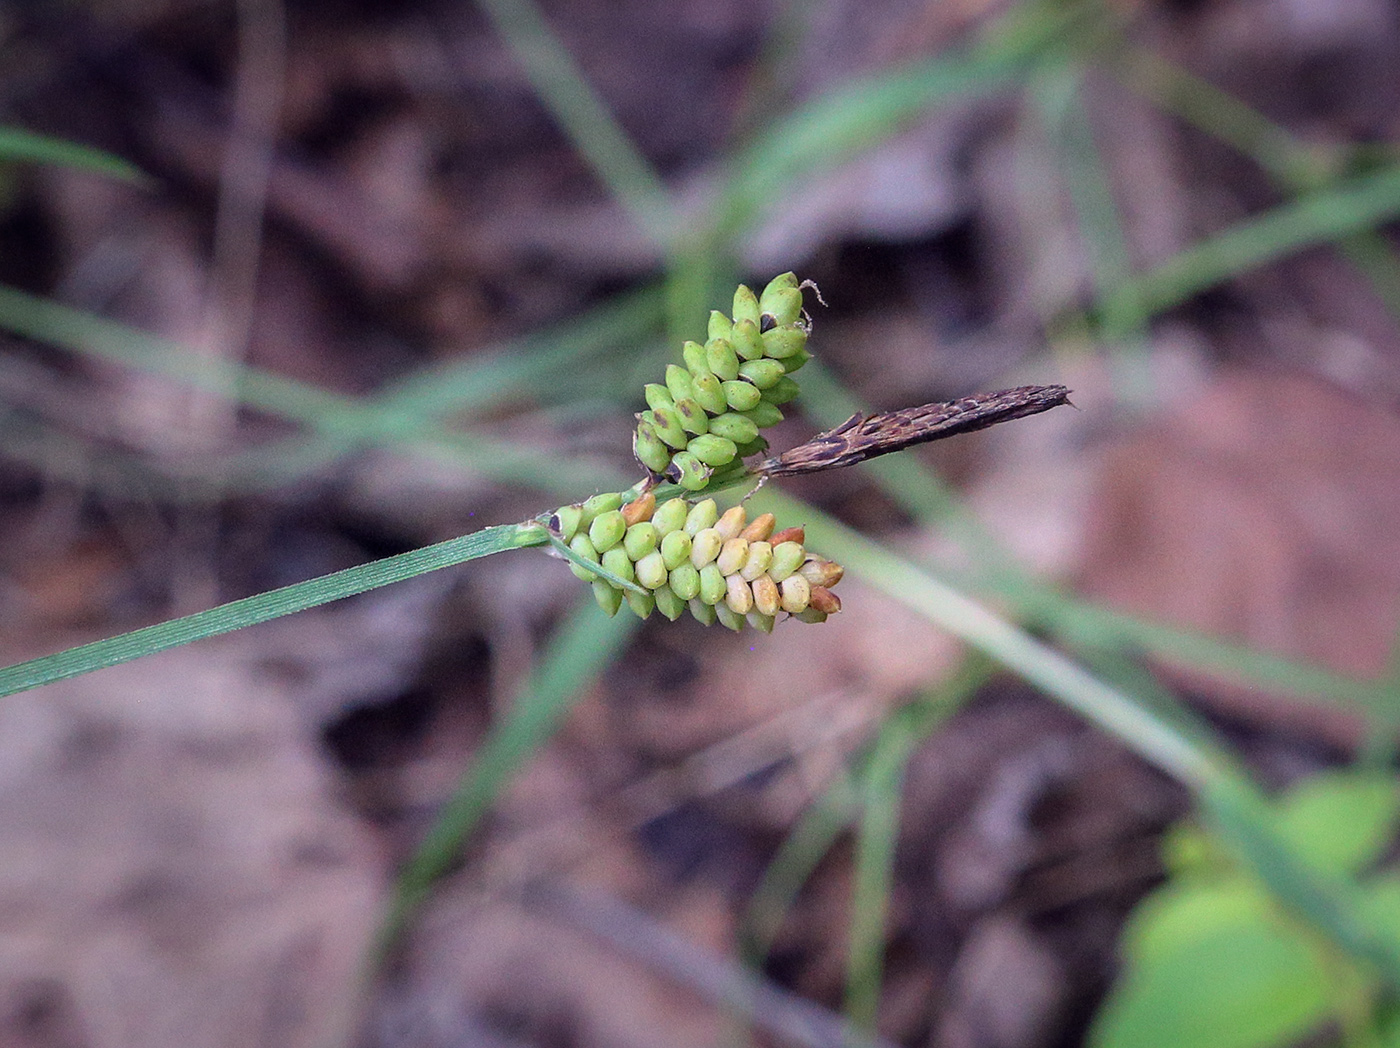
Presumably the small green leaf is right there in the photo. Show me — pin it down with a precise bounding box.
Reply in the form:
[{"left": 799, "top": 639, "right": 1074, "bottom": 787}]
[
  {"left": 1275, "top": 770, "right": 1400, "bottom": 875},
  {"left": 1092, "top": 923, "right": 1331, "bottom": 1048},
  {"left": 0, "top": 126, "right": 153, "bottom": 186}
]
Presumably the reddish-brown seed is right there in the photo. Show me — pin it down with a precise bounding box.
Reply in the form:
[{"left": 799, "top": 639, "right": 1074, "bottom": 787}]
[
  {"left": 621, "top": 492, "right": 656, "bottom": 525},
  {"left": 809, "top": 586, "right": 842, "bottom": 614},
  {"left": 799, "top": 556, "right": 845, "bottom": 588},
  {"left": 769, "top": 526, "right": 805, "bottom": 546}
]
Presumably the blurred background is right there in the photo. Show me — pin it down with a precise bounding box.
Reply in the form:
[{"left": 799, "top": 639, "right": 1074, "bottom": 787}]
[{"left": 2, "top": 0, "right": 1399, "bottom": 1046}]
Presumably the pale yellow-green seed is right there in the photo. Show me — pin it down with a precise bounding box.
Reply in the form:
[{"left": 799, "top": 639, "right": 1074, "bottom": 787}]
[
  {"left": 732, "top": 284, "right": 761, "bottom": 327},
  {"left": 780, "top": 574, "right": 811, "bottom": 614},
  {"left": 705, "top": 337, "right": 741, "bottom": 381},
  {"left": 746, "top": 610, "right": 776, "bottom": 634},
  {"left": 738, "top": 358, "right": 785, "bottom": 389},
  {"left": 751, "top": 574, "right": 780, "bottom": 616},
  {"left": 625, "top": 589, "right": 655, "bottom": 619},
  {"left": 759, "top": 286, "right": 802, "bottom": 329},
  {"left": 722, "top": 380, "right": 761, "bottom": 412},
  {"left": 682, "top": 339, "right": 709, "bottom": 375},
  {"left": 725, "top": 575, "right": 754, "bottom": 615},
  {"left": 589, "top": 510, "right": 627, "bottom": 552},
  {"left": 731, "top": 318, "right": 765, "bottom": 361},
  {"left": 552, "top": 504, "right": 582, "bottom": 542},
  {"left": 568, "top": 533, "right": 600, "bottom": 581},
  {"left": 665, "top": 364, "right": 696, "bottom": 403},
  {"left": 769, "top": 541, "right": 805, "bottom": 582},
  {"left": 674, "top": 398, "right": 709, "bottom": 435},
  {"left": 623, "top": 521, "right": 659, "bottom": 561},
  {"left": 760, "top": 326, "right": 806, "bottom": 359},
  {"left": 602, "top": 547, "right": 635, "bottom": 585},
  {"left": 687, "top": 433, "right": 737, "bottom": 467},
  {"left": 742, "top": 402, "right": 784, "bottom": 429},
  {"left": 714, "top": 505, "right": 747, "bottom": 541},
  {"left": 635, "top": 550, "right": 669, "bottom": 590},
  {"left": 660, "top": 529, "right": 692, "bottom": 570},
  {"left": 691, "top": 372, "right": 729, "bottom": 415},
  {"left": 668, "top": 562, "right": 701, "bottom": 601},
  {"left": 684, "top": 498, "right": 719, "bottom": 535},
  {"left": 689, "top": 597, "right": 718, "bottom": 626},
  {"left": 592, "top": 579, "right": 623, "bottom": 616},
  {"left": 653, "top": 583, "right": 686, "bottom": 621},
  {"left": 634, "top": 421, "right": 673, "bottom": 473},
  {"left": 707, "top": 310, "right": 733, "bottom": 342},
  {"left": 714, "top": 602, "right": 746, "bottom": 631},
  {"left": 669, "top": 451, "right": 710, "bottom": 490},
  {"left": 740, "top": 541, "right": 773, "bottom": 581},
  {"left": 652, "top": 497, "right": 690, "bottom": 535},
  {"left": 690, "top": 528, "right": 723, "bottom": 568},
  {"left": 644, "top": 383, "right": 674, "bottom": 412},
  {"left": 698, "top": 563, "right": 726, "bottom": 605},
  {"left": 708, "top": 412, "right": 760, "bottom": 445},
  {"left": 579, "top": 491, "right": 622, "bottom": 527},
  {"left": 716, "top": 537, "right": 749, "bottom": 576}
]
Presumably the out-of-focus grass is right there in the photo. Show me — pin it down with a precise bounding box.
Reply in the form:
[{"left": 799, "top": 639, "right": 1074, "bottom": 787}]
[{"left": 3, "top": 0, "right": 1400, "bottom": 1040}]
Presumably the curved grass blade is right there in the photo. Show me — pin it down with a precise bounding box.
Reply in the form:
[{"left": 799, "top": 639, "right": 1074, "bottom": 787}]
[
  {"left": 0, "top": 522, "right": 551, "bottom": 698},
  {"left": 0, "top": 126, "right": 153, "bottom": 187}
]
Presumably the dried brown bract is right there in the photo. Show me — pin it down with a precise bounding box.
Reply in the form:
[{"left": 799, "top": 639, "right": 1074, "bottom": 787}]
[{"left": 756, "top": 385, "right": 1071, "bottom": 479}]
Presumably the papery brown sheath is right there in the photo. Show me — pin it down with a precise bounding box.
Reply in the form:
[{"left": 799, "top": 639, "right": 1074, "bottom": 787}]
[{"left": 756, "top": 385, "right": 1071, "bottom": 479}]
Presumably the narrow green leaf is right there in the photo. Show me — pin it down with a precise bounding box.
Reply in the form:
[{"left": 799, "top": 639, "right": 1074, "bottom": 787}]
[
  {"left": 0, "top": 126, "right": 153, "bottom": 187},
  {"left": 0, "top": 522, "right": 550, "bottom": 698}
]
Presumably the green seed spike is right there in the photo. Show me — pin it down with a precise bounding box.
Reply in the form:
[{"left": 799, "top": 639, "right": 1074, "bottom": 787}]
[
  {"left": 602, "top": 546, "right": 635, "bottom": 584},
  {"left": 721, "top": 380, "right": 762, "bottom": 412},
  {"left": 714, "top": 602, "right": 746, "bottom": 631},
  {"left": 653, "top": 583, "right": 686, "bottom": 621},
  {"left": 588, "top": 510, "right": 627, "bottom": 552},
  {"left": 683, "top": 340, "right": 710, "bottom": 375},
  {"left": 659, "top": 529, "right": 692, "bottom": 569},
  {"left": 691, "top": 372, "right": 729, "bottom": 415},
  {"left": 731, "top": 319, "right": 765, "bottom": 361},
  {"left": 668, "top": 562, "right": 701, "bottom": 601},
  {"left": 760, "top": 326, "right": 806, "bottom": 359},
  {"left": 708, "top": 412, "right": 760, "bottom": 445},
  {"left": 769, "top": 541, "right": 806, "bottom": 582},
  {"left": 738, "top": 358, "right": 785, "bottom": 389},
  {"left": 579, "top": 491, "right": 623, "bottom": 528},
  {"left": 665, "top": 364, "right": 696, "bottom": 403},
  {"left": 623, "top": 521, "right": 659, "bottom": 561},
  {"left": 684, "top": 499, "right": 719, "bottom": 535},
  {"left": 593, "top": 579, "right": 623, "bottom": 616},
  {"left": 779, "top": 347, "right": 811, "bottom": 374},
  {"left": 568, "top": 533, "right": 600, "bottom": 581},
  {"left": 689, "top": 527, "right": 723, "bottom": 568},
  {"left": 651, "top": 406, "right": 689, "bottom": 450},
  {"left": 625, "top": 589, "right": 655, "bottom": 619},
  {"left": 760, "top": 376, "right": 801, "bottom": 404},
  {"left": 732, "top": 284, "right": 761, "bottom": 327},
  {"left": 644, "top": 383, "right": 675, "bottom": 413},
  {"left": 708, "top": 310, "right": 733, "bottom": 342},
  {"left": 742, "top": 402, "right": 784, "bottom": 428},
  {"left": 759, "top": 285, "right": 802, "bottom": 329},
  {"left": 652, "top": 496, "right": 690, "bottom": 535},
  {"left": 746, "top": 610, "right": 776, "bottom": 634},
  {"left": 635, "top": 550, "right": 669, "bottom": 589},
  {"left": 689, "top": 598, "right": 718, "bottom": 626},
  {"left": 674, "top": 398, "right": 709, "bottom": 435},
  {"left": 686, "top": 433, "right": 738, "bottom": 467},
  {"left": 705, "top": 338, "right": 740, "bottom": 381},
  {"left": 634, "top": 420, "right": 672, "bottom": 473},
  {"left": 552, "top": 504, "right": 582, "bottom": 542},
  {"left": 668, "top": 451, "right": 711, "bottom": 491},
  {"left": 698, "top": 563, "right": 726, "bottom": 604}
]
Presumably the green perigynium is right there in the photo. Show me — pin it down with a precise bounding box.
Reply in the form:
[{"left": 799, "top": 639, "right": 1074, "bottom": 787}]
[
  {"left": 552, "top": 495, "right": 843, "bottom": 630},
  {"left": 547, "top": 274, "right": 844, "bottom": 631},
  {"left": 630, "top": 272, "right": 814, "bottom": 491}
]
